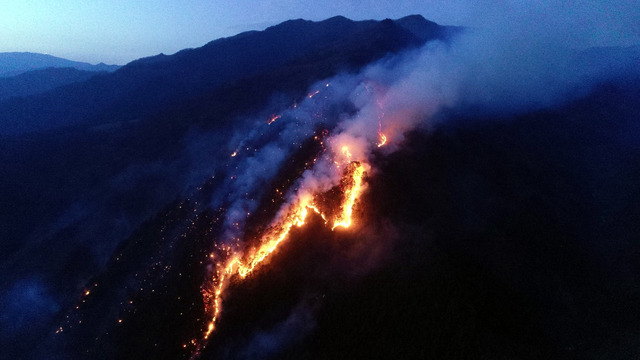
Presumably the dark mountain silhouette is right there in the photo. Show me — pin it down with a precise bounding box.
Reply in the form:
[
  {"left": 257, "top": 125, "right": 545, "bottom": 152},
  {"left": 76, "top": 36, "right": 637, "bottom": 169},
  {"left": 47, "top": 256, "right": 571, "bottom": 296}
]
[
  {"left": 0, "top": 52, "right": 119, "bottom": 77},
  {"left": 396, "top": 14, "right": 462, "bottom": 41},
  {"left": 0, "top": 15, "right": 453, "bottom": 136},
  {"left": 0, "top": 67, "right": 105, "bottom": 101}
]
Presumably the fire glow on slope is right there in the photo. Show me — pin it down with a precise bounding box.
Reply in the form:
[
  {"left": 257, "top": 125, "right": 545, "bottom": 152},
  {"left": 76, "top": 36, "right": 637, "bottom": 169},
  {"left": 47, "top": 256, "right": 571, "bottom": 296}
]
[
  {"left": 186, "top": 77, "right": 406, "bottom": 357},
  {"left": 192, "top": 147, "right": 369, "bottom": 357}
]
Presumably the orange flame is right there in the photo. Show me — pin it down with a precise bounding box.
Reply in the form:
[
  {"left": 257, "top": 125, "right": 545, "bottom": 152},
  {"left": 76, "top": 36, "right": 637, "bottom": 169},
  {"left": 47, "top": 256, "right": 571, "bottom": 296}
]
[
  {"left": 195, "top": 152, "right": 366, "bottom": 356},
  {"left": 332, "top": 162, "right": 365, "bottom": 230},
  {"left": 377, "top": 132, "right": 387, "bottom": 148},
  {"left": 377, "top": 117, "right": 387, "bottom": 148},
  {"left": 202, "top": 256, "right": 238, "bottom": 340},
  {"left": 267, "top": 114, "right": 281, "bottom": 125},
  {"left": 237, "top": 201, "right": 310, "bottom": 278}
]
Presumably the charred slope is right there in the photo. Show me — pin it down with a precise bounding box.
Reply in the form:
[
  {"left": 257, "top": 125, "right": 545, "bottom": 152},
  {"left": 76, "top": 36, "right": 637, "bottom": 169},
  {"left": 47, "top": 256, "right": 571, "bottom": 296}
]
[{"left": 0, "top": 15, "right": 450, "bottom": 136}]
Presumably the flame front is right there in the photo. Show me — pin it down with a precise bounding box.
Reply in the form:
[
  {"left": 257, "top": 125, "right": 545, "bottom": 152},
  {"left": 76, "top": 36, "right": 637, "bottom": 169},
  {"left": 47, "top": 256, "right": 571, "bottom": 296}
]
[
  {"left": 332, "top": 162, "right": 365, "bottom": 230},
  {"left": 194, "top": 151, "right": 366, "bottom": 356},
  {"left": 237, "top": 200, "right": 311, "bottom": 278}
]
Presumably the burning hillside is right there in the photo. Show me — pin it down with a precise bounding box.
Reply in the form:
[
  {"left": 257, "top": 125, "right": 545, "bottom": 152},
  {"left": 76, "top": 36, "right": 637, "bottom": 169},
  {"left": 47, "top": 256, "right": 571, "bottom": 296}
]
[{"left": 2, "top": 12, "right": 640, "bottom": 360}]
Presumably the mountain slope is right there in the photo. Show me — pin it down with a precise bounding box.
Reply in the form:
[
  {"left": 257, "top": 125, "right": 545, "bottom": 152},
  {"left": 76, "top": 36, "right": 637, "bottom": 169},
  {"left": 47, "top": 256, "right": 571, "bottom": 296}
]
[
  {"left": 33, "top": 75, "right": 640, "bottom": 360},
  {"left": 0, "top": 52, "right": 119, "bottom": 77},
  {"left": 0, "top": 16, "right": 451, "bottom": 136}
]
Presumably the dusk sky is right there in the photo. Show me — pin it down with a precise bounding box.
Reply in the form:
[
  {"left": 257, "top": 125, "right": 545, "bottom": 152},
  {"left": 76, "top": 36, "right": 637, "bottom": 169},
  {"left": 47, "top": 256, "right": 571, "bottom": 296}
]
[{"left": 1, "top": 0, "right": 639, "bottom": 65}]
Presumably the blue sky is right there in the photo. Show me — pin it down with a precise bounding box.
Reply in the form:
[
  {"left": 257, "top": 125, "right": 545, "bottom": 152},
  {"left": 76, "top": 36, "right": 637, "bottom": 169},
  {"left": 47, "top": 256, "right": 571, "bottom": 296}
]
[{"left": 0, "top": 0, "right": 638, "bottom": 65}]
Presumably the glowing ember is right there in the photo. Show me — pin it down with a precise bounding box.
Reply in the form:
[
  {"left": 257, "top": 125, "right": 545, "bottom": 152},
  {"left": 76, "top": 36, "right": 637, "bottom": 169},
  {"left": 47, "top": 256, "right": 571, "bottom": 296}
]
[
  {"left": 267, "top": 114, "right": 282, "bottom": 125},
  {"left": 230, "top": 151, "right": 237, "bottom": 157},
  {"left": 307, "top": 90, "right": 320, "bottom": 98}
]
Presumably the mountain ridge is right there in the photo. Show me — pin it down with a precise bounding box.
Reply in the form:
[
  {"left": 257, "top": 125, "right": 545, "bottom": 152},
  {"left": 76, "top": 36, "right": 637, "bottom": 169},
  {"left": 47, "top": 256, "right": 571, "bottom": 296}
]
[
  {"left": 0, "top": 15, "right": 452, "bottom": 136},
  {"left": 0, "top": 52, "right": 120, "bottom": 77}
]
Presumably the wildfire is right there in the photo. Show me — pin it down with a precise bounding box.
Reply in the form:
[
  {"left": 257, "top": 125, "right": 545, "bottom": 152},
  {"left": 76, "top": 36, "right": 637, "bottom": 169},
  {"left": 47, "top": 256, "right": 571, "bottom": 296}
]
[{"left": 195, "top": 149, "right": 367, "bottom": 356}]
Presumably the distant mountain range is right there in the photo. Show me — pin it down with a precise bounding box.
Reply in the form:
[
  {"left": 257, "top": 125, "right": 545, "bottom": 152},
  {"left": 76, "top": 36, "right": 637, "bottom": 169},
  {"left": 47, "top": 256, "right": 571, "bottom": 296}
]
[{"left": 0, "top": 52, "right": 120, "bottom": 77}]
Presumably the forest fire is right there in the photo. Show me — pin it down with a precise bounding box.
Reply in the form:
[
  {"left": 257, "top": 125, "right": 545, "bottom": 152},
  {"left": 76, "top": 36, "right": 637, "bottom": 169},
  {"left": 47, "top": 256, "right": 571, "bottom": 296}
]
[
  {"left": 9, "top": 11, "right": 634, "bottom": 360},
  {"left": 194, "top": 146, "right": 368, "bottom": 357}
]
